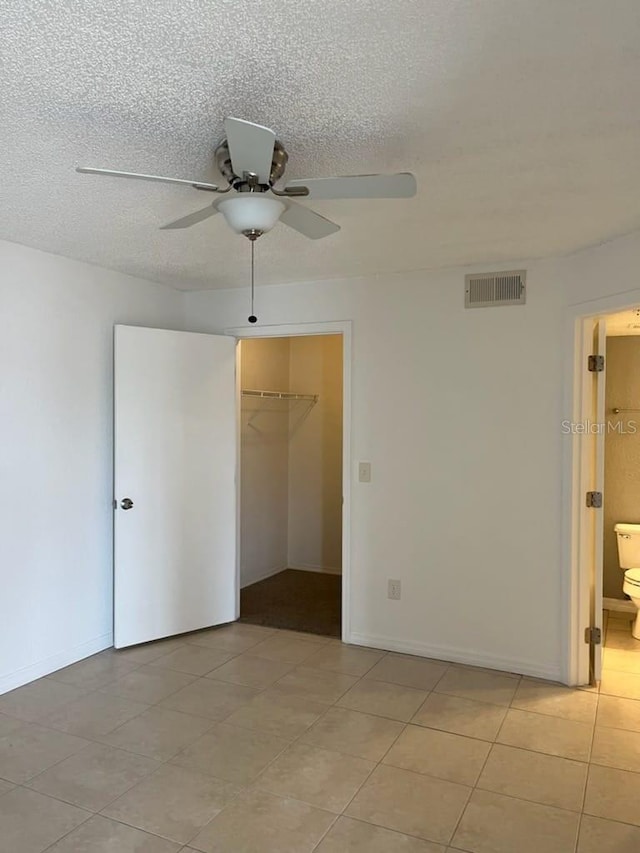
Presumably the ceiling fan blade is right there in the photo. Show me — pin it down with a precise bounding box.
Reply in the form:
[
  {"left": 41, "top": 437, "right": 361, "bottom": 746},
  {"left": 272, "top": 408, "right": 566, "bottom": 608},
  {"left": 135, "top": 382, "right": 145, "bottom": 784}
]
[
  {"left": 223, "top": 117, "right": 276, "bottom": 184},
  {"left": 76, "top": 167, "right": 220, "bottom": 192},
  {"left": 284, "top": 172, "right": 417, "bottom": 200},
  {"left": 160, "top": 204, "right": 219, "bottom": 230},
  {"left": 280, "top": 202, "right": 340, "bottom": 240}
]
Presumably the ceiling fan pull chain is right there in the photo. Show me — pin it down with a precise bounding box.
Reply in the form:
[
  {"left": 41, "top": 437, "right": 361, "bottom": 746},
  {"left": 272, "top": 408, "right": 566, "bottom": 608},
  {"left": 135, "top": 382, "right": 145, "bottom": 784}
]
[{"left": 248, "top": 238, "right": 257, "bottom": 323}]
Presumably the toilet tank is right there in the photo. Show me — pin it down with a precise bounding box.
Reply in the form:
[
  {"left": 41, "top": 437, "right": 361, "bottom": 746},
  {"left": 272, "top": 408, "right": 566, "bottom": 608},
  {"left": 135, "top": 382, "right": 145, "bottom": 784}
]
[{"left": 615, "top": 523, "right": 640, "bottom": 568}]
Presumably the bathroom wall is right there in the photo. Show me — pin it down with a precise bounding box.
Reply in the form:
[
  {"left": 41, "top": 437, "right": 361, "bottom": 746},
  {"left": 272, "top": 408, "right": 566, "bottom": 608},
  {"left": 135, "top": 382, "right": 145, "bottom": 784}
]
[
  {"left": 288, "top": 335, "right": 343, "bottom": 574},
  {"left": 239, "top": 337, "right": 291, "bottom": 587},
  {"left": 603, "top": 335, "right": 640, "bottom": 599}
]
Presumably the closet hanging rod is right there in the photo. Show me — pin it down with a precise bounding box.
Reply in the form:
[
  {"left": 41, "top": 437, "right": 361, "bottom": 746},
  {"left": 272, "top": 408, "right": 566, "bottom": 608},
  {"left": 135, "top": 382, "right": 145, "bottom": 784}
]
[
  {"left": 613, "top": 407, "right": 640, "bottom": 414},
  {"left": 242, "top": 389, "right": 319, "bottom": 403}
]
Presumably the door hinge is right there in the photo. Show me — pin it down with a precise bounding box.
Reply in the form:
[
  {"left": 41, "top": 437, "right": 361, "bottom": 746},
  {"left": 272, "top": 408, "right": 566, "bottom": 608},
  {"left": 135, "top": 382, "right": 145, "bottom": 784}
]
[
  {"left": 586, "top": 491, "right": 603, "bottom": 508},
  {"left": 588, "top": 354, "right": 605, "bottom": 372},
  {"left": 585, "top": 626, "right": 602, "bottom": 645}
]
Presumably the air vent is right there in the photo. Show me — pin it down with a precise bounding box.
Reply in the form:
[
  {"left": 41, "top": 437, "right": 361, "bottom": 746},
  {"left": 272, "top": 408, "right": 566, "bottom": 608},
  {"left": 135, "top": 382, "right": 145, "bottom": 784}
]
[{"left": 465, "top": 270, "right": 526, "bottom": 308}]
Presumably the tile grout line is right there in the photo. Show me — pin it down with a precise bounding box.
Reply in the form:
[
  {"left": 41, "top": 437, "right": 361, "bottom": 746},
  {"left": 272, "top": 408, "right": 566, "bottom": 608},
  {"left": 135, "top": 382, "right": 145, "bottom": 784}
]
[
  {"left": 306, "top": 811, "right": 342, "bottom": 852},
  {"left": 85, "top": 634, "right": 283, "bottom": 753},
  {"left": 181, "top": 640, "right": 440, "bottom": 849},
  {"left": 35, "top": 689, "right": 156, "bottom": 740},
  {"left": 334, "top": 664, "right": 509, "bottom": 850},
  {"left": 308, "top": 714, "right": 412, "bottom": 853},
  {"left": 445, "top": 677, "right": 523, "bottom": 849},
  {"left": 570, "top": 615, "right": 640, "bottom": 849},
  {"left": 3, "top": 632, "right": 424, "bottom": 846},
  {"left": 98, "top": 635, "right": 302, "bottom": 822},
  {"left": 37, "top": 804, "right": 184, "bottom": 853},
  {"left": 35, "top": 797, "right": 95, "bottom": 853},
  {"left": 32, "top": 639, "right": 253, "bottom": 740},
  {"left": 49, "top": 643, "right": 608, "bottom": 844},
  {"left": 171, "top": 638, "right": 390, "bottom": 848},
  {"left": 7, "top": 621, "right": 640, "bottom": 851},
  {"left": 23, "top": 628, "right": 321, "bottom": 851},
  {"left": 273, "top": 624, "right": 635, "bottom": 848},
  {"left": 571, "top": 679, "right": 598, "bottom": 853},
  {"left": 180, "top": 648, "right": 385, "bottom": 849},
  {"left": 5, "top": 634, "right": 279, "bottom": 831}
]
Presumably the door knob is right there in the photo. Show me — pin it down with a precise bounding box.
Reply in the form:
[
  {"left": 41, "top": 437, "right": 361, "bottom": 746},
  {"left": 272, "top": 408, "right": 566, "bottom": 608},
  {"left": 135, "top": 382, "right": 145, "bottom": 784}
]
[{"left": 120, "top": 498, "right": 134, "bottom": 510}]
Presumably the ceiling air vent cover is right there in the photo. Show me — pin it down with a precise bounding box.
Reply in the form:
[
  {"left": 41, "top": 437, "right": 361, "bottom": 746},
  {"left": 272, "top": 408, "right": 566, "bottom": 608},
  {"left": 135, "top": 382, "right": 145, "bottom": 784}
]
[{"left": 465, "top": 270, "right": 526, "bottom": 308}]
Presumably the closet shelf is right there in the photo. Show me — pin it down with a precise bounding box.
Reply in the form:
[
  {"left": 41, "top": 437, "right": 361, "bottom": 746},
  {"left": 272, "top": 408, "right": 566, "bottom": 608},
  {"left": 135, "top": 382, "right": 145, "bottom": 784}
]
[
  {"left": 241, "top": 389, "right": 319, "bottom": 431},
  {"left": 242, "top": 389, "right": 318, "bottom": 403}
]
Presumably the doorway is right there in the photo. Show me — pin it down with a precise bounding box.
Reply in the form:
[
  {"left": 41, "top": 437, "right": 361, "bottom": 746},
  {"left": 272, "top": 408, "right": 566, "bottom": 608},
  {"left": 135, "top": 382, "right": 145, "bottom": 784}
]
[
  {"left": 567, "top": 305, "right": 640, "bottom": 686},
  {"left": 236, "top": 333, "right": 344, "bottom": 638},
  {"left": 600, "top": 313, "right": 640, "bottom": 690},
  {"left": 112, "top": 321, "right": 351, "bottom": 652}
]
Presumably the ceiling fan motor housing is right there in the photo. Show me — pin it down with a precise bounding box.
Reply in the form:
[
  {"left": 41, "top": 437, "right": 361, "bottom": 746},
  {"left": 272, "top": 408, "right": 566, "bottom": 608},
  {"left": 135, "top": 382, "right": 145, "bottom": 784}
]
[{"left": 215, "top": 139, "right": 288, "bottom": 192}]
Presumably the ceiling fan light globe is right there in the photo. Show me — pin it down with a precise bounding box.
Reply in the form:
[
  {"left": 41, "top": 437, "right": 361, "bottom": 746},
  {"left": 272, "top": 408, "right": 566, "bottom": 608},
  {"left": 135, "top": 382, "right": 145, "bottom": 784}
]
[{"left": 217, "top": 196, "right": 285, "bottom": 235}]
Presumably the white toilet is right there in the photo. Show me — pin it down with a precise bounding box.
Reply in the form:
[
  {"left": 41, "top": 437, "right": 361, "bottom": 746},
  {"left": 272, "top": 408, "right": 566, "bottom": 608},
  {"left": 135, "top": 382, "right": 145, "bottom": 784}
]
[{"left": 614, "top": 523, "right": 640, "bottom": 639}]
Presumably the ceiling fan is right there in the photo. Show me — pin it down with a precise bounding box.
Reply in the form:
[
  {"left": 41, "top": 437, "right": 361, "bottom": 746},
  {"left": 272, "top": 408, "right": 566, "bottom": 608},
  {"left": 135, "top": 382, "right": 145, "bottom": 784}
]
[
  {"left": 77, "top": 117, "right": 417, "bottom": 322},
  {"left": 76, "top": 117, "right": 417, "bottom": 242}
]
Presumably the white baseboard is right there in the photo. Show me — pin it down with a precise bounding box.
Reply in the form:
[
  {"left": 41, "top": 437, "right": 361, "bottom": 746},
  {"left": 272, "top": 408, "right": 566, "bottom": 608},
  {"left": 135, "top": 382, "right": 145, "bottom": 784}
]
[
  {"left": 0, "top": 632, "right": 113, "bottom": 696},
  {"left": 288, "top": 563, "right": 342, "bottom": 576},
  {"left": 604, "top": 596, "right": 636, "bottom": 613},
  {"left": 348, "top": 631, "right": 562, "bottom": 683},
  {"left": 241, "top": 564, "right": 288, "bottom": 589}
]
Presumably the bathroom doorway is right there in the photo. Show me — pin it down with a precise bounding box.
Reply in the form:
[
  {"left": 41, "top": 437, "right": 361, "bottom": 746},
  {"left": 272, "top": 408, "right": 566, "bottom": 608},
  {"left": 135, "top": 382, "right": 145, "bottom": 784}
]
[
  {"left": 602, "top": 321, "right": 640, "bottom": 612},
  {"left": 568, "top": 307, "right": 640, "bottom": 686},
  {"left": 600, "top": 313, "right": 640, "bottom": 683},
  {"left": 235, "top": 330, "right": 346, "bottom": 639}
]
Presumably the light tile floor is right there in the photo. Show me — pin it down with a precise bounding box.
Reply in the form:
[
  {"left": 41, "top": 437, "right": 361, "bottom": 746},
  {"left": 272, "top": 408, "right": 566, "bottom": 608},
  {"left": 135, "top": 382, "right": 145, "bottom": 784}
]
[{"left": 1, "top": 616, "right": 640, "bottom": 852}]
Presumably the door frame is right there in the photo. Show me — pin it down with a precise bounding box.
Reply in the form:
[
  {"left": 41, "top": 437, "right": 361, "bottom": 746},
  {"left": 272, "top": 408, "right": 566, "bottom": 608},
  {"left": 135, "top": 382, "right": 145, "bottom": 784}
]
[
  {"left": 563, "top": 290, "right": 640, "bottom": 685},
  {"left": 226, "top": 320, "right": 353, "bottom": 643}
]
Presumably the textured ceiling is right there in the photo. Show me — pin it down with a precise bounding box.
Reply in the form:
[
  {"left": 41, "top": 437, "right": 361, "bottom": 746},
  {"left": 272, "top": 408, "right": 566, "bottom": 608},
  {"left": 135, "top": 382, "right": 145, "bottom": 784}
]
[{"left": 1, "top": 0, "right": 639, "bottom": 290}]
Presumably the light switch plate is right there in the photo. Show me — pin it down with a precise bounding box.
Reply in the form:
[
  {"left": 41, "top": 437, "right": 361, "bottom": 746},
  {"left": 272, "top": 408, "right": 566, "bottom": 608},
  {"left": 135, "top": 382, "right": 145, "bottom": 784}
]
[
  {"left": 358, "top": 462, "right": 371, "bottom": 483},
  {"left": 388, "top": 579, "right": 401, "bottom": 600}
]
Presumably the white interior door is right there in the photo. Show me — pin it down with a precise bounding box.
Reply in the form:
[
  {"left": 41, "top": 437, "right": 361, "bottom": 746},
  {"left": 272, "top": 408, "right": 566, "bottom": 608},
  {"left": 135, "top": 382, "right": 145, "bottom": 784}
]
[
  {"left": 114, "top": 325, "right": 237, "bottom": 648},
  {"left": 591, "top": 318, "right": 606, "bottom": 682},
  {"left": 579, "top": 316, "right": 606, "bottom": 684}
]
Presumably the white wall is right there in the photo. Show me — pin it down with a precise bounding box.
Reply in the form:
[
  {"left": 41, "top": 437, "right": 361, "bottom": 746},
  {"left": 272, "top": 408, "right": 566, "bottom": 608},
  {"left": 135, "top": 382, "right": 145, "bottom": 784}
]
[
  {"left": 6, "top": 225, "right": 640, "bottom": 690},
  {"left": 239, "top": 338, "right": 291, "bottom": 586},
  {"left": 561, "top": 232, "right": 640, "bottom": 307},
  {"left": 187, "top": 260, "right": 567, "bottom": 680},
  {"left": 288, "top": 335, "right": 343, "bottom": 573},
  {"left": 0, "top": 241, "right": 183, "bottom": 693}
]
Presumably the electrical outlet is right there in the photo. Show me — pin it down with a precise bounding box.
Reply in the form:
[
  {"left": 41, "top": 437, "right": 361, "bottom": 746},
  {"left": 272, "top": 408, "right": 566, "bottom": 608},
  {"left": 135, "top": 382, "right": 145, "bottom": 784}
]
[
  {"left": 388, "top": 579, "right": 401, "bottom": 600},
  {"left": 358, "top": 462, "right": 372, "bottom": 483}
]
